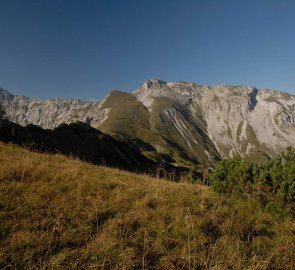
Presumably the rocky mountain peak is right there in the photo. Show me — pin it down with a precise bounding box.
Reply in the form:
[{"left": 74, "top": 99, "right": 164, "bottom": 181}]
[{"left": 143, "top": 79, "right": 167, "bottom": 89}]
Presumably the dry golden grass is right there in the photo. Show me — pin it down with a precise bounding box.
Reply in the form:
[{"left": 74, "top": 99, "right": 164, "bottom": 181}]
[{"left": 0, "top": 142, "right": 294, "bottom": 269}]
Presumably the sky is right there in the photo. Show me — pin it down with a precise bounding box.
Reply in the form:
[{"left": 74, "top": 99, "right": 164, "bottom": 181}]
[{"left": 1, "top": 0, "right": 295, "bottom": 100}]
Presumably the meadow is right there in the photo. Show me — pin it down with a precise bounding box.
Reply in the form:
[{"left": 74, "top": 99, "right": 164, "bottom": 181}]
[{"left": 0, "top": 142, "right": 294, "bottom": 269}]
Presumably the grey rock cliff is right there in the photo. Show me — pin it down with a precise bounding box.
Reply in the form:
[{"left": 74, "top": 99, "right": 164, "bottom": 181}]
[
  {"left": 134, "top": 80, "right": 295, "bottom": 159},
  {"left": 0, "top": 89, "right": 109, "bottom": 129}
]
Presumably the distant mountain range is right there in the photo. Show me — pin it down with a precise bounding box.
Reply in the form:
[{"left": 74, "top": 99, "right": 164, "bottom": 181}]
[{"left": 1, "top": 80, "right": 295, "bottom": 168}]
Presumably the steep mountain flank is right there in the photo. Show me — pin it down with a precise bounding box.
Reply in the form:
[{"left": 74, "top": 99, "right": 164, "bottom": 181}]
[
  {"left": 98, "top": 89, "right": 220, "bottom": 167},
  {"left": 1, "top": 80, "right": 295, "bottom": 166}
]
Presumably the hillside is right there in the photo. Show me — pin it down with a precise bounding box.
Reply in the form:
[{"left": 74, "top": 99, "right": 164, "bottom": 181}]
[
  {"left": 0, "top": 120, "right": 189, "bottom": 177},
  {"left": 0, "top": 120, "right": 157, "bottom": 174},
  {"left": 1, "top": 80, "right": 295, "bottom": 167},
  {"left": 0, "top": 142, "right": 294, "bottom": 269}
]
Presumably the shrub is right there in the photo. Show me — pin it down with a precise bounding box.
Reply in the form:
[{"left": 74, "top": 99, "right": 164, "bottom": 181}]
[{"left": 211, "top": 147, "right": 295, "bottom": 216}]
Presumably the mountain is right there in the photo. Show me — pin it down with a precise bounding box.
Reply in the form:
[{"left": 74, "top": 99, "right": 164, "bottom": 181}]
[{"left": 1, "top": 80, "right": 295, "bottom": 166}]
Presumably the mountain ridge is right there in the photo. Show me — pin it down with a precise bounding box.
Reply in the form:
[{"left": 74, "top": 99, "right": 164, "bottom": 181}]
[{"left": 1, "top": 80, "right": 295, "bottom": 167}]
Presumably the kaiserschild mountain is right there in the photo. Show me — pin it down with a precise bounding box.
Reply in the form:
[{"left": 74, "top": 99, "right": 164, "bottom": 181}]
[{"left": 1, "top": 80, "right": 295, "bottom": 167}]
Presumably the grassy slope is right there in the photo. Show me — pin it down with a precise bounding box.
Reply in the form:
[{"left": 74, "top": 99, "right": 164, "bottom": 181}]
[
  {"left": 98, "top": 92, "right": 178, "bottom": 161},
  {"left": 0, "top": 143, "right": 294, "bottom": 270}
]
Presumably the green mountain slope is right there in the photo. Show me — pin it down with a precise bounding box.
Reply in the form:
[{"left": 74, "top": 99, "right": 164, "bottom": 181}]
[{"left": 98, "top": 90, "right": 221, "bottom": 168}]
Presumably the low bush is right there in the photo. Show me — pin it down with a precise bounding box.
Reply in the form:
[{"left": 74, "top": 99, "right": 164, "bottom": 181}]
[{"left": 211, "top": 147, "right": 295, "bottom": 216}]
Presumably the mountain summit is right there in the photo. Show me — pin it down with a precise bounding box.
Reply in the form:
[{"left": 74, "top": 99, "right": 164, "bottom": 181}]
[
  {"left": 142, "top": 79, "right": 167, "bottom": 89},
  {"left": 1, "top": 81, "right": 295, "bottom": 167}
]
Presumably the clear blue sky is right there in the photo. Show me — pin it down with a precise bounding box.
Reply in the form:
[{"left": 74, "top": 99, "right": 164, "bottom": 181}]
[{"left": 1, "top": 0, "right": 295, "bottom": 100}]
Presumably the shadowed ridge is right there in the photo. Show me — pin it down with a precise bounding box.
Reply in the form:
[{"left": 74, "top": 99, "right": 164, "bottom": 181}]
[
  {"left": 0, "top": 120, "right": 155, "bottom": 173},
  {"left": 0, "top": 120, "right": 189, "bottom": 177}
]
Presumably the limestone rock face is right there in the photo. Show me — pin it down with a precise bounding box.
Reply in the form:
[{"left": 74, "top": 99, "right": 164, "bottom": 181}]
[
  {"left": 0, "top": 88, "right": 109, "bottom": 129},
  {"left": 134, "top": 81, "right": 295, "bottom": 159},
  {"left": 1, "top": 80, "right": 295, "bottom": 164}
]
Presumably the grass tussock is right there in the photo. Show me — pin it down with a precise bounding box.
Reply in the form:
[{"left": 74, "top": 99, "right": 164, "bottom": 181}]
[{"left": 0, "top": 142, "right": 294, "bottom": 270}]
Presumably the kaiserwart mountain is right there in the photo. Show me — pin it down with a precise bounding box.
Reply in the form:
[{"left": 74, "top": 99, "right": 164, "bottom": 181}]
[{"left": 1, "top": 80, "right": 295, "bottom": 167}]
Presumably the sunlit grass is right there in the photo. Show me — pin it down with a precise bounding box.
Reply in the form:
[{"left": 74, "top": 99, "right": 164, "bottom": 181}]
[{"left": 0, "top": 142, "right": 294, "bottom": 269}]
